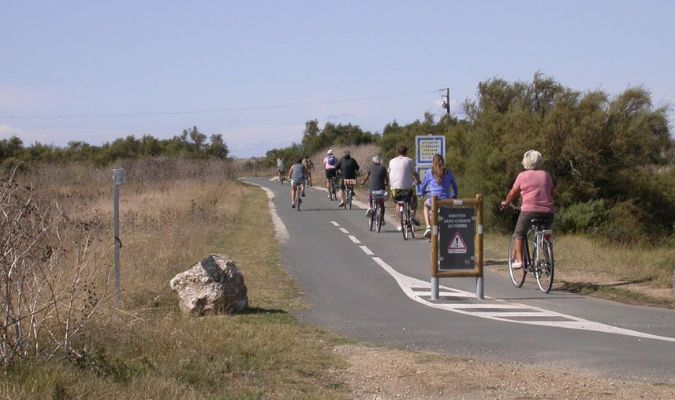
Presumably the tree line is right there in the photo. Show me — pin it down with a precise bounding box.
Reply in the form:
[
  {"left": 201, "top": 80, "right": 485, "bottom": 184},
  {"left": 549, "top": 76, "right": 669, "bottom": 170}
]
[
  {"left": 266, "top": 73, "right": 673, "bottom": 243},
  {"left": 0, "top": 126, "right": 229, "bottom": 170}
]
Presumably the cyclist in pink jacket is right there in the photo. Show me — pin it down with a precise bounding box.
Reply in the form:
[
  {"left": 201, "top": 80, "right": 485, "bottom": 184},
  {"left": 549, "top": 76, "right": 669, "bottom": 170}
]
[{"left": 500, "top": 150, "right": 555, "bottom": 269}]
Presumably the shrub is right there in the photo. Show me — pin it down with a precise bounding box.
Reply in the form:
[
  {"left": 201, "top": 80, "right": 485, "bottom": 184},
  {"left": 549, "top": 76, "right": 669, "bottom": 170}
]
[
  {"left": 555, "top": 200, "right": 607, "bottom": 234},
  {"left": 597, "top": 201, "right": 651, "bottom": 244}
]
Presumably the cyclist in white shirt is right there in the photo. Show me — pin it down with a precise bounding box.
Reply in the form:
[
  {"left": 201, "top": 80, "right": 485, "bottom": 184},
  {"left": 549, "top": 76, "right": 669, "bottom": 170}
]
[{"left": 388, "top": 144, "right": 420, "bottom": 230}]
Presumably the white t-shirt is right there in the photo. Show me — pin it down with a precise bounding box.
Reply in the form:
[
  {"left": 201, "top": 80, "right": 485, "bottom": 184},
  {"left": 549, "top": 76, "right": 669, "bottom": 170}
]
[{"left": 388, "top": 156, "right": 416, "bottom": 189}]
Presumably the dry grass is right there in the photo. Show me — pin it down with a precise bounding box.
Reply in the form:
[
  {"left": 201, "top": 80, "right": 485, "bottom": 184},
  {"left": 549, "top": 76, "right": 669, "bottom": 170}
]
[
  {"left": 484, "top": 233, "right": 675, "bottom": 306},
  {"left": 1, "top": 159, "right": 349, "bottom": 399}
]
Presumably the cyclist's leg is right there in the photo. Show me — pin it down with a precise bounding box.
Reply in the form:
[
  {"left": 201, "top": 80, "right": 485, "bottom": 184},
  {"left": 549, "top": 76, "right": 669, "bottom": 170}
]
[
  {"left": 423, "top": 197, "right": 432, "bottom": 238},
  {"left": 513, "top": 212, "right": 532, "bottom": 264},
  {"left": 290, "top": 181, "right": 297, "bottom": 207}
]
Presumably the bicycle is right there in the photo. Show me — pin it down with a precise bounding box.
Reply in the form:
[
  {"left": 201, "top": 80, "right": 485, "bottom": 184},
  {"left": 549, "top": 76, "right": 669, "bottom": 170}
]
[
  {"left": 278, "top": 169, "right": 285, "bottom": 185},
  {"left": 504, "top": 204, "right": 555, "bottom": 293},
  {"left": 328, "top": 175, "right": 338, "bottom": 201},
  {"left": 342, "top": 178, "right": 357, "bottom": 210},
  {"left": 292, "top": 180, "right": 302, "bottom": 211},
  {"left": 368, "top": 189, "right": 387, "bottom": 232},
  {"left": 394, "top": 189, "right": 416, "bottom": 240}
]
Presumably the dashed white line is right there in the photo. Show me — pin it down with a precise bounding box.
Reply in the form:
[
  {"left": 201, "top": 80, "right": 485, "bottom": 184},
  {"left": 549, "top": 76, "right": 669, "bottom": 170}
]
[
  {"left": 360, "top": 246, "right": 375, "bottom": 256},
  {"left": 330, "top": 221, "right": 340, "bottom": 227},
  {"left": 348, "top": 235, "right": 361, "bottom": 244},
  {"left": 339, "top": 227, "right": 350, "bottom": 234}
]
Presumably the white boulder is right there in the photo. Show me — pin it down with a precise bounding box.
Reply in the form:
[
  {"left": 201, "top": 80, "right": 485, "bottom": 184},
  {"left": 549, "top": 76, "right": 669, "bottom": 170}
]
[{"left": 170, "top": 254, "right": 248, "bottom": 315}]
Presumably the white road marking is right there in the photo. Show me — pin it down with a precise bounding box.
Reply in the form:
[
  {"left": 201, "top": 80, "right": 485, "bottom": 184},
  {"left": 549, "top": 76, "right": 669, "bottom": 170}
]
[
  {"left": 370, "top": 257, "right": 675, "bottom": 343},
  {"left": 329, "top": 221, "right": 675, "bottom": 343},
  {"left": 330, "top": 221, "right": 340, "bottom": 226},
  {"left": 242, "top": 179, "right": 289, "bottom": 243}
]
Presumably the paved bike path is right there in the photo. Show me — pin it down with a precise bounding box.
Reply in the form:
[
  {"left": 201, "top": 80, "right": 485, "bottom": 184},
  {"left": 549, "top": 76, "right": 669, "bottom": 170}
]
[{"left": 245, "top": 177, "right": 675, "bottom": 384}]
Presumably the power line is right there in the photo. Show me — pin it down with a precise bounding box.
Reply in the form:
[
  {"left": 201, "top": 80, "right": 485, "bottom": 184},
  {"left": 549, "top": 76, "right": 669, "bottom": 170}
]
[{"left": 5, "top": 90, "right": 437, "bottom": 120}]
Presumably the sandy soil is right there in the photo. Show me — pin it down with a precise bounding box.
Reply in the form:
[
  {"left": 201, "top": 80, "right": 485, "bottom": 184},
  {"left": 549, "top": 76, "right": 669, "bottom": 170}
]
[{"left": 335, "top": 344, "right": 675, "bottom": 400}]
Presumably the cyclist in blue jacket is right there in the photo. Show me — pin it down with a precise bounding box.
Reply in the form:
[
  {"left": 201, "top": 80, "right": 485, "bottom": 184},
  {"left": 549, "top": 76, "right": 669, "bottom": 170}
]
[{"left": 418, "top": 153, "right": 458, "bottom": 239}]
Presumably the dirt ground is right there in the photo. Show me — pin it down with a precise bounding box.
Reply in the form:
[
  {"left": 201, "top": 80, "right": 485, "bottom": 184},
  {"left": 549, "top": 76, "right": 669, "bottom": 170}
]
[{"left": 334, "top": 344, "right": 675, "bottom": 400}]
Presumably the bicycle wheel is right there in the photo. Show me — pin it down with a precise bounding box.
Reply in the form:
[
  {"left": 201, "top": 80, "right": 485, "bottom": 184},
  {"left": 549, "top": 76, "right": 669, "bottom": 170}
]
[
  {"left": 347, "top": 188, "right": 352, "bottom": 210},
  {"left": 401, "top": 206, "right": 408, "bottom": 240},
  {"left": 535, "top": 240, "right": 554, "bottom": 293},
  {"left": 408, "top": 208, "right": 416, "bottom": 238},
  {"left": 508, "top": 234, "right": 526, "bottom": 287},
  {"left": 375, "top": 204, "right": 382, "bottom": 233},
  {"left": 368, "top": 204, "right": 375, "bottom": 231},
  {"left": 297, "top": 195, "right": 301, "bottom": 212}
]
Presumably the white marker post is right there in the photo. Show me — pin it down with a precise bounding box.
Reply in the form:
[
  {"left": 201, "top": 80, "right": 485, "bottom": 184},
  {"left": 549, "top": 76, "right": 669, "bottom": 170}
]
[{"left": 112, "top": 168, "right": 127, "bottom": 305}]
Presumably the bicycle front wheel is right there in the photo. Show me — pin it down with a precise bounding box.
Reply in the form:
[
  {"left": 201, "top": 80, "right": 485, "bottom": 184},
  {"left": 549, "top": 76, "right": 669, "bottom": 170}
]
[
  {"left": 508, "top": 234, "right": 526, "bottom": 287},
  {"left": 535, "top": 240, "right": 554, "bottom": 293}
]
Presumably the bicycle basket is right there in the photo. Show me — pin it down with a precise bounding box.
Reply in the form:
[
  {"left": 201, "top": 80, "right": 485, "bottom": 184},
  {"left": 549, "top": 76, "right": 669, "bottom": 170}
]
[{"left": 371, "top": 189, "right": 388, "bottom": 201}]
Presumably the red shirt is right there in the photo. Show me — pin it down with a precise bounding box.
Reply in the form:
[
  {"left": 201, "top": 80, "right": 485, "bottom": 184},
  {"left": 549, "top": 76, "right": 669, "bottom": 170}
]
[{"left": 513, "top": 170, "right": 555, "bottom": 213}]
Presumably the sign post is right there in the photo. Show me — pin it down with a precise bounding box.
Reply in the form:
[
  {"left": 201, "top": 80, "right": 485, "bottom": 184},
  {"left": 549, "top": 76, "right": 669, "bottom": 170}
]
[
  {"left": 430, "top": 194, "right": 484, "bottom": 300},
  {"left": 415, "top": 135, "right": 445, "bottom": 178},
  {"left": 112, "top": 168, "right": 127, "bottom": 305}
]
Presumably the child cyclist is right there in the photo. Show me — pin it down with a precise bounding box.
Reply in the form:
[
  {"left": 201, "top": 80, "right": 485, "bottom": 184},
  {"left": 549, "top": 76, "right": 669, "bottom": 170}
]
[{"left": 418, "top": 153, "right": 458, "bottom": 239}]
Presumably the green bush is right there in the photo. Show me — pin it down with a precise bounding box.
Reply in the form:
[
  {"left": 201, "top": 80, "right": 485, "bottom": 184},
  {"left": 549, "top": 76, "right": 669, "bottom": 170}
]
[
  {"left": 555, "top": 200, "right": 607, "bottom": 233},
  {"left": 597, "top": 201, "right": 651, "bottom": 244}
]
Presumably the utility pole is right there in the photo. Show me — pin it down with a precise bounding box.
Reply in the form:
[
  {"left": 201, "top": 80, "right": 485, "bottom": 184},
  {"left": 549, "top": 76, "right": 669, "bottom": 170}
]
[{"left": 441, "top": 88, "right": 450, "bottom": 118}]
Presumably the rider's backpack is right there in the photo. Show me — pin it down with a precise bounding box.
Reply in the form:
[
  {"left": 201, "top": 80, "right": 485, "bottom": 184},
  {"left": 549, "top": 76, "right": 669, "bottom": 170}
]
[{"left": 326, "top": 155, "right": 337, "bottom": 166}]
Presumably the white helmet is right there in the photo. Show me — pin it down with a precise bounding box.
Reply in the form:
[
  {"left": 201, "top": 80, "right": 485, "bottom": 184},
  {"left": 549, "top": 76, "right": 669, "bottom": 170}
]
[{"left": 327, "top": 149, "right": 333, "bottom": 155}]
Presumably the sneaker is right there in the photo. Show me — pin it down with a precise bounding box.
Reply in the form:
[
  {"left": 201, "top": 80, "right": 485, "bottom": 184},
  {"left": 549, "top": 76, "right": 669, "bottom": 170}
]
[
  {"left": 365, "top": 208, "right": 373, "bottom": 217},
  {"left": 423, "top": 227, "right": 431, "bottom": 239},
  {"left": 411, "top": 216, "right": 420, "bottom": 226},
  {"left": 301, "top": 192, "right": 306, "bottom": 197},
  {"left": 291, "top": 203, "right": 295, "bottom": 208},
  {"left": 397, "top": 224, "right": 402, "bottom": 231},
  {"left": 511, "top": 260, "right": 523, "bottom": 269},
  {"left": 338, "top": 202, "right": 345, "bottom": 207}
]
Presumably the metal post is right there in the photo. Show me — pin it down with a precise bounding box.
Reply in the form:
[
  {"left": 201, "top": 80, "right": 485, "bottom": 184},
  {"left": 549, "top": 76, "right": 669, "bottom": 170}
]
[
  {"left": 112, "top": 168, "right": 126, "bottom": 306},
  {"left": 476, "top": 277, "right": 484, "bottom": 300},
  {"left": 113, "top": 184, "right": 121, "bottom": 305},
  {"left": 431, "top": 278, "right": 439, "bottom": 300}
]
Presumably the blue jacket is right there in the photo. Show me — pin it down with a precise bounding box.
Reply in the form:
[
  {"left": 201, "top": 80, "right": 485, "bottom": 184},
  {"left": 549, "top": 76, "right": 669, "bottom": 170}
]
[{"left": 418, "top": 168, "right": 458, "bottom": 199}]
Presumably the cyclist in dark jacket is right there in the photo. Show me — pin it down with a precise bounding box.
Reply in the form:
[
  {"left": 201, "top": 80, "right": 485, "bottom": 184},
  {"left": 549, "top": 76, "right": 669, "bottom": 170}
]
[{"left": 335, "top": 150, "right": 359, "bottom": 207}]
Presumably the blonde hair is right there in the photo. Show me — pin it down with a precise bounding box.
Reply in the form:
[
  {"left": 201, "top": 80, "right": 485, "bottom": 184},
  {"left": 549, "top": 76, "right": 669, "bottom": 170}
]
[{"left": 522, "top": 150, "right": 542, "bottom": 170}]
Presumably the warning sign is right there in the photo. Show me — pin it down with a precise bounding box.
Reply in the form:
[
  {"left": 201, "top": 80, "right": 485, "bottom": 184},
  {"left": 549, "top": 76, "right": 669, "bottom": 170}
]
[
  {"left": 438, "top": 207, "right": 475, "bottom": 270},
  {"left": 447, "top": 233, "right": 467, "bottom": 254}
]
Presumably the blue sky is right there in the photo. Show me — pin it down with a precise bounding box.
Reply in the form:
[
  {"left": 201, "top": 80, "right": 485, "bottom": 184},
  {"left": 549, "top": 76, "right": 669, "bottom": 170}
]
[{"left": 1, "top": 0, "right": 673, "bottom": 157}]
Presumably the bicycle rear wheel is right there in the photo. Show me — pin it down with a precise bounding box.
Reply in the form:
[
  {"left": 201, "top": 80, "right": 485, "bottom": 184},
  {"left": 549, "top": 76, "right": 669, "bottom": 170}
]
[
  {"left": 408, "top": 208, "right": 416, "bottom": 238},
  {"left": 296, "top": 195, "right": 301, "bottom": 211},
  {"left": 535, "top": 240, "right": 554, "bottom": 293},
  {"left": 375, "top": 204, "right": 383, "bottom": 233},
  {"left": 508, "top": 234, "right": 526, "bottom": 287},
  {"left": 368, "top": 204, "right": 375, "bottom": 231},
  {"left": 401, "top": 205, "right": 409, "bottom": 240}
]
